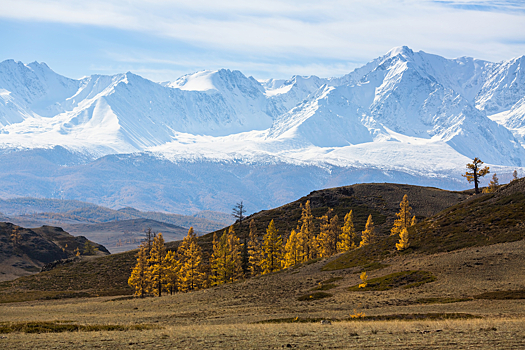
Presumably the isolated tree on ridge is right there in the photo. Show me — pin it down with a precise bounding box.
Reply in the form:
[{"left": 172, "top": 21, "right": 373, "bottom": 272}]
[{"left": 462, "top": 157, "right": 490, "bottom": 194}]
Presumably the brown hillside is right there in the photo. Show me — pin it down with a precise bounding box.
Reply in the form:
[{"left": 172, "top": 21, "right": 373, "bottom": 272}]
[
  {"left": 0, "top": 222, "right": 109, "bottom": 282},
  {"left": 204, "top": 183, "right": 470, "bottom": 244},
  {"left": 0, "top": 183, "right": 470, "bottom": 301}
]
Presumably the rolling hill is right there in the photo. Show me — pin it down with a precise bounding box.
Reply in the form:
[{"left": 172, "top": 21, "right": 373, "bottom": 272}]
[{"left": 2, "top": 179, "right": 523, "bottom": 303}]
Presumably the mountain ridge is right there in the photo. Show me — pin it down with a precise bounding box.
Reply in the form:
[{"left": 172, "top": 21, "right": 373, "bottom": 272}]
[{"left": 1, "top": 47, "right": 525, "bottom": 214}]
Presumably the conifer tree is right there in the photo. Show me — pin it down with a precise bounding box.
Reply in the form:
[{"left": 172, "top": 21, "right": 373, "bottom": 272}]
[
  {"left": 247, "top": 219, "right": 263, "bottom": 276},
  {"left": 128, "top": 243, "right": 151, "bottom": 297},
  {"left": 391, "top": 194, "right": 415, "bottom": 236},
  {"left": 178, "top": 227, "right": 206, "bottom": 292},
  {"left": 462, "top": 157, "right": 490, "bottom": 194},
  {"left": 148, "top": 233, "right": 166, "bottom": 297},
  {"left": 283, "top": 229, "right": 301, "bottom": 268},
  {"left": 261, "top": 220, "right": 283, "bottom": 274},
  {"left": 338, "top": 210, "right": 356, "bottom": 252},
  {"left": 10, "top": 227, "right": 21, "bottom": 247},
  {"left": 318, "top": 208, "right": 339, "bottom": 257},
  {"left": 83, "top": 241, "right": 98, "bottom": 255},
  {"left": 74, "top": 247, "right": 81, "bottom": 257},
  {"left": 298, "top": 201, "right": 316, "bottom": 261},
  {"left": 396, "top": 227, "right": 410, "bottom": 251},
  {"left": 164, "top": 250, "right": 180, "bottom": 294},
  {"left": 210, "top": 232, "right": 221, "bottom": 285},
  {"left": 359, "top": 215, "right": 376, "bottom": 247},
  {"left": 358, "top": 271, "right": 368, "bottom": 288},
  {"left": 483, "top": 173, "right": 500, "bottom": 193},
  {"left": 226, "top": 226, "right": 243, "bottom": 282},
  {"left": 232, "top": 201, "right": 248, "bottom": 275}
]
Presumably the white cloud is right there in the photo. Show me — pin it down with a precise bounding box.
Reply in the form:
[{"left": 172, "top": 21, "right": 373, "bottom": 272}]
[{"left": 1, "top": 0, "right": 524, "bottom": 78}]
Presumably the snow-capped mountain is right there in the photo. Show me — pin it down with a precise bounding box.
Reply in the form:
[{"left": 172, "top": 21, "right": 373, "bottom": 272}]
[{"left": 0, "top": 46, "right": 524, "bottom": 214}]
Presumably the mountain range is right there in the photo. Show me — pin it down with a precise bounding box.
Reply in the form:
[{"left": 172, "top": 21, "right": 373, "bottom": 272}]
[{"left": 0, "top": 46, "right": 524, "bottom": 214}]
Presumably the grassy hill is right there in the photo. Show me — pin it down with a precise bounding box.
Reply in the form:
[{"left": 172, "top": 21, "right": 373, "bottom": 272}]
[{"left": 1, "top": 180, "right": 523, "bottom": 303}]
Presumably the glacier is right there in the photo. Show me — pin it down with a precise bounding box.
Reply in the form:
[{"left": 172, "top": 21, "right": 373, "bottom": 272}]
[{"left": 0, "top": 46, "right": 524, "bottom": 214}]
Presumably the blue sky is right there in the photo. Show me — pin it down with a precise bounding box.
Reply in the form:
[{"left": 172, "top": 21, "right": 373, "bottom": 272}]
[{"left": 0, "top": 0, "right": 524, "bottom": 82}]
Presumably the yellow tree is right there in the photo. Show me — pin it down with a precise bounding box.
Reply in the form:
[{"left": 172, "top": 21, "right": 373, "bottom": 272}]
[
  {"left": 358, "top": 271, "right": 368, "bottom": 288},
  {"left": 247, "top": 220, "right": 263, "bottom": 276},
  {"left": 261, "top": 220, "right": 283, "bottom": 274},
  {"left": 283, "top": 229, "right": 301, "bottom": 268},
  {"left": 483, "top": 173, "right": 500, "bottom": 193},
  {"left": 128, "top": 243, "right": 151, "bottom": 297},
  {"left": 210, "top": 227, "right": 242, "bottom": 285},
  {"left": 298, "top": 200, "right": 316, "bottom": 261},
  {"left": 226, "top": 226, "right": 243, "bottom": 282},
  {"left": 148, "top": 233, "right": 166, "bottom": 297},
  {"left": 338, "top": 210, "right": 356, "bottom": 252},
  {"left": 164, "top": 250, "right": 180, "bottom": 294},
  {"left": 10, "top": 227, "right": 21, "bottom": 247},
  {"left": 178, "top": 227, "right": 206, "bottom": 292},
  {"left": 462, "top": 157, "right": 490, "bottom": 194},
  {"left": 391, "top": 194, "right": 415, "bottom": 236},
  {"left": 318, "top": 208, "right": 339, "bottom": 258},
  {"left": 396, "top": 228, "right": 410, "bottom": 251},
  {"left": 359, "top": 215, "right": 376, "bottom": 247}
]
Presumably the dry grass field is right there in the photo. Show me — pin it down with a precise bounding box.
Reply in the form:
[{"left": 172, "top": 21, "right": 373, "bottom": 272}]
[{"left": 1, "top": 239, "right": 524, "bottom": 349}]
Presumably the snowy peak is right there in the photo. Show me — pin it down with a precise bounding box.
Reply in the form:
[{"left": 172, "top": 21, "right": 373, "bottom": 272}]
[{"left": 1, "top": 47, "right": 525, "bottom": 169}]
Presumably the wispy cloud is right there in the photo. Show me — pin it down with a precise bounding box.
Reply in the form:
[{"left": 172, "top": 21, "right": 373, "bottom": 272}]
[{"left": 0, "top": 0, "right": 524, "bottom": 80}]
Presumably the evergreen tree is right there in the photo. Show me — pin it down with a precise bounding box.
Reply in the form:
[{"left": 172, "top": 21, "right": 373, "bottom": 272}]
[
  {"left": 261, "top": 220, "right": 283, "bottom": 274},
  {"left": 247, "top": 219, "right": 263, "bottom": 276},
  {"left": 359, "top": 215, "right": 376, "bottom": 247},
  {"left": 283, "top": 229, "right": 301, "bottom": 268},
  {"left": 318, "top": 208, "right": 339, "bottom": 257},
  {"left": 232, "top": 201, "right": 248, "bottom": 275},
  {"left": 462, "top": 157, "right": 490, "bottom": 194},
  {"left": 178, "top": 227, "right": 206, "bottom": 292},
  {"left": 148, "top": 233, "right": 166, "bottom": 297},
  {"left": 338, "top": 210, "right": 356, "bottom": 252},
  {"left": 391, "top": 194, "right": 415, "bottom": 236},
  {"left": 128, "top": 243, "right": 151, "bottom": 297},
  {"left": 396, "top": 227, "right": 410, "bottom": 251},
  {"left": 298, "top": 201, "right": 316, "bottom": 261},
  {"left": 164, "top": 250, "right": 180, "bottom": 294}
]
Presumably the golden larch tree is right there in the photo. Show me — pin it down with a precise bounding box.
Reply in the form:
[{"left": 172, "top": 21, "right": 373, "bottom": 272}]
[
  {"left": 163, "top": 250, "right": 180, "bottom": 294},
  {"left": 395, "top": 227, "right": 410, "bottom": 251},
  {"left": 148, "top": 232, "right": 167, "bottom": 297},
  {"left": 483, "top": 173, "right": 500, "bottom": 193},
  {"left": 391, "top": 194, "right": 415, "bottom": 236},
  {"left": 178, "top": 227, "right": 206, "bottom": 292},
  {"left": 462, "top": 157, "right": 490, "bottom": 194},
  {"left": 298, "top": 200, "right": 317, "bottom": 261},
  {"left": 318, "top": 208, "right": 339, "bottom": 258},
  {"left": 359, "top": 215, "right": 376, "bottom": 247},
  {"left": 283, "top": 229, "right": 301, "bottom": 268},
  {"left": 128, "top": 243, "right": 151, "bottom": 297},
  {"left": 358, "top": 271, "right": 368, "bottom": 288},
  {"left": 261, "top": 220, "right": 283, "bottom": 274},
  {"left": 247, "top": 219, "right": 263, "bottom": 276},
  {"left": 338, "top": 210, "right": 356, "bottom": 252},
  {"left": 226, "top": 226, "right": 243, "bottom": 282}
]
